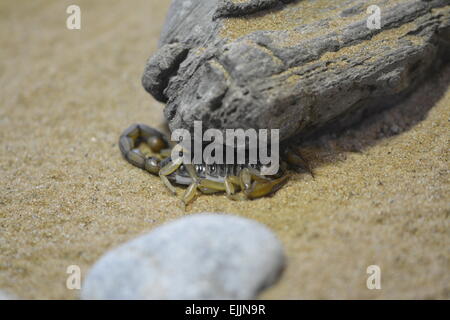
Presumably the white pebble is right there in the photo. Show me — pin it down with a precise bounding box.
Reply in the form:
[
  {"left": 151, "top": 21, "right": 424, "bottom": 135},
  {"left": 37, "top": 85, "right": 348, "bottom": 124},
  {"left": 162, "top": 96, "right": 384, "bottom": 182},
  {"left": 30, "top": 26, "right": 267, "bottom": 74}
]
[{"left": 82, "top": 213, "right": 285, "bottom": 299}]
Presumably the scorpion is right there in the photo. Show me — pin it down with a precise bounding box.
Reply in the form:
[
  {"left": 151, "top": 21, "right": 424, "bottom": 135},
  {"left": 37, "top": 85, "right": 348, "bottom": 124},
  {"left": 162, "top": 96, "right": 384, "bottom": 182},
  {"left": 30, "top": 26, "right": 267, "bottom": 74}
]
[{"left": 119, "top": 123, "right": 312, "bottom": 205}]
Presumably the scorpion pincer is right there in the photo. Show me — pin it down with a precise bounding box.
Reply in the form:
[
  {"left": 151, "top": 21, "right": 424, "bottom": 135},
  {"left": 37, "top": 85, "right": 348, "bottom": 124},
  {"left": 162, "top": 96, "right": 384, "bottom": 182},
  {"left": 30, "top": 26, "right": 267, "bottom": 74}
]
[{"left": 119, "top": 124, "right": 311, "bottom": 205}]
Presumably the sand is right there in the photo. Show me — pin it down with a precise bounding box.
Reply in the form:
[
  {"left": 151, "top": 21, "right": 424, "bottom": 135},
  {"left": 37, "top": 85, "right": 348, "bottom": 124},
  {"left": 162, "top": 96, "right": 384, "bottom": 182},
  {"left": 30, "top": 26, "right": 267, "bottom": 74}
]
[{"left": 0, "top": 0, "right": 448, "bottom": 300}]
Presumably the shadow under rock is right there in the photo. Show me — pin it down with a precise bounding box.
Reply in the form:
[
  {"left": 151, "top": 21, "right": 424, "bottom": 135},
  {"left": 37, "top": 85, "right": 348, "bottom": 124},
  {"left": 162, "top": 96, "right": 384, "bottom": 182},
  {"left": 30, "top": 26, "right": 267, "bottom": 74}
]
[{"left": 286, "top": 64, "right": 450, "bottom": 171}]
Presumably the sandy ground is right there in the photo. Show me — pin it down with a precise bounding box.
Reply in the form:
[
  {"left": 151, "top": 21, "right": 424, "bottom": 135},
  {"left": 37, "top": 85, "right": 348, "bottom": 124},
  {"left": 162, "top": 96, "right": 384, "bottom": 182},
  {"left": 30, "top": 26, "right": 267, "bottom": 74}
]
[{"left": 0, "top": 0, "right": 449, "bottom": 300}]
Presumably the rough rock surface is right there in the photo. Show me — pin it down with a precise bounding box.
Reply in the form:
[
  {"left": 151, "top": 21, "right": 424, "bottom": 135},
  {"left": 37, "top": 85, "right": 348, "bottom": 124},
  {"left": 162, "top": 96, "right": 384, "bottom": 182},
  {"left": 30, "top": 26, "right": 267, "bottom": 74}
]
[
  {"left": 214, "top": 0, "right": 295, "bottom": 19},
  {"left": 142, "top": 0, "right": 450, "bottom": 142},
  {"left": 81, "top": 214, "right": 285, "bottom": 300}
]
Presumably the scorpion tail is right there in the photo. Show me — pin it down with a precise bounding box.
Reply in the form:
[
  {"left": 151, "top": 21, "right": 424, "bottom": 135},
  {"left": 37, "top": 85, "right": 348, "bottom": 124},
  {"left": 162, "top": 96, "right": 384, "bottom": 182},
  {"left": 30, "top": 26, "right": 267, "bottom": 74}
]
[{"left": 119, "top": 124, "right": 170, "bottom": 174}]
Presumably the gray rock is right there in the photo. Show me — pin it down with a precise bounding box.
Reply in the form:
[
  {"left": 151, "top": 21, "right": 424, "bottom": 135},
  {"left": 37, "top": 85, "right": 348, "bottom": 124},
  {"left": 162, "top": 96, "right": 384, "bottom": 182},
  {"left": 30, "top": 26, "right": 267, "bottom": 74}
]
[
  {"left": 0, "top": 290, "right": 16, "bottom": 300},
  {"left": 214, "top": 0, "right": 294, "bottom": 20},
  {"left": 142, "top": 0, "right": 450, "bottom": 142},
  {"left": 81, "top": 213, "right": 285, "bottom": 300}
]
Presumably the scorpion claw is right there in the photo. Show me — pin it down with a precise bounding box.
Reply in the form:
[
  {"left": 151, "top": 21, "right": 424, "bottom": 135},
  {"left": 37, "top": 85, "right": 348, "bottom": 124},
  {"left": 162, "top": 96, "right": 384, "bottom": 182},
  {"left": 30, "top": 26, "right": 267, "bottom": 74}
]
[{"left": 245, "top": 175, "right": 290, "bottom": 199}]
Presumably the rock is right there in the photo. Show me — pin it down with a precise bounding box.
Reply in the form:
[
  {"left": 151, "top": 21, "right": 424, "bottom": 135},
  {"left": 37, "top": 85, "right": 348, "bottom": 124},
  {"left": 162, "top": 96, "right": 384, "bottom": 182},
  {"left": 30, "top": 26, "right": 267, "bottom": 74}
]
[
  {"left": 142, "top": 43, "right": 189, "bottom": 102},
  {"left": 81, "top": 213, "right": 285, "bottom": 300},
  {"left": 142, "top": 0, "right": 450, "bottom": 142},
  {"left": 214, "top": 0, "right": 294, "bottom": 20},
  {"left": 0, "top": 290, "right": 16, "bottom": 300}
]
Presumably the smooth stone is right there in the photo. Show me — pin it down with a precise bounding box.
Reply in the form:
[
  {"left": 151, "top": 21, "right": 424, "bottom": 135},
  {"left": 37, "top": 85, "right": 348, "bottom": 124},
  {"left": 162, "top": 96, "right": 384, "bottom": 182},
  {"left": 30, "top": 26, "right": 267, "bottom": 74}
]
[
  {"left": 0, "top": 290, "right": 16, "bottom": 300},
  {"left": 81, "top": 213, "right": 285, "bottom": 300},
  {"left": 142, "top": 0, "right": 450, "bottom": 142}
]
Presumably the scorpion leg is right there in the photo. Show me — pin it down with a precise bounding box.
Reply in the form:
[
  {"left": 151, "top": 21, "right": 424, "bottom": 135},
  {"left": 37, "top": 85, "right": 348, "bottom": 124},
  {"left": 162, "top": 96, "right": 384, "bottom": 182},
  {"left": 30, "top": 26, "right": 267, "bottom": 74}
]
[
  {"left": 159, "top": 157, "right": 183, "bottom": 195},
  {"left": 184, "top": 164, "right": 199, "bottom": 183},
  {"left": 199, "top": 177, "right": 241, "bottom": 200},
  {"left": 159, "top": 143, "right": 185, "bottom": 195},
  {"left": 239, "top": 168, "right": 272, "bottom": 190},
  {"left": 181, "top": 163, "right": 202, "bottom": 205},
  {"left": 182, "top": 180, "right": 199, "bottom": 205},
  {"left": 160, "top": 175, "right": 177, "bottom": 195},
  {"left": 246, "top": 167, "right": 272, "bottom": 181},
  {"left": 239, "top": 168, "right": 253, "bottom": 192},
  {"left": 227, "top": 176, "right": 249, "bottom": 201},
  {"left": 245, "top": 174, "right": 290, "bottom": 199},
  {"left": 224, "top": 177, "right": 236, "bottom": 197},
  {"left": 182, "top": 163, "right": 245, "bottom": 205},
  {"left": 212, "top": 169, "right": 263, "bottom": 201},
  {"left": 238, "top": 168, "right": 289, "bottom": 199},
  {"left": 226, "top": 176, "right": 254, "bottom": 201},
  {"left": 198, "top": 186, "right": 222, "bottom": 194},
  {"left": 197, "top": 178, "right": 237, "bottom": 198},
  {"left": 199, "top": 180, "right": 226, "bottom": 192}
]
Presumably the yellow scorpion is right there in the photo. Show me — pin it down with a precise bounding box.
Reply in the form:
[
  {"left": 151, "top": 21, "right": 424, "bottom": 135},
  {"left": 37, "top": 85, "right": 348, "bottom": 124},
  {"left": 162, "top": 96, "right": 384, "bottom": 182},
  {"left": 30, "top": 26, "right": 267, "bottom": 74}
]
[{"left": 119, "top": 124, "right": 311, "bottom": 205}]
